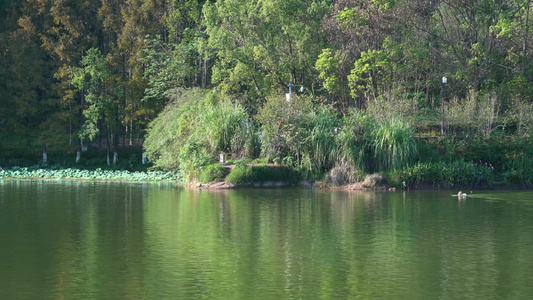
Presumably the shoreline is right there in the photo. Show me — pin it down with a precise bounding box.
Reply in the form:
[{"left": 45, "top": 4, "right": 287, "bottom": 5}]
[
  {"left": 2, "top": 166, "right": 532, "bottom": 191},
  {"left": 3, "top": 176, "right": 533, "bottom": 191},
  {"left": 194, "top": 180, "right": 533, "bottom": 191}
]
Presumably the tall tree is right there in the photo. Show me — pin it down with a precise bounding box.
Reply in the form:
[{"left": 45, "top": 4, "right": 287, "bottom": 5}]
[
  {"left": 39, "top": 0, "right": 102, "bottom": 148},
  {"left": 203, "top": 0, "right": 329, "bottom": 110},
  {"left": 71, "top": 48, "right": 122, "bottom": 160},
  {"left": 5, "top": 3, "right": 52, "bottom": 149}
]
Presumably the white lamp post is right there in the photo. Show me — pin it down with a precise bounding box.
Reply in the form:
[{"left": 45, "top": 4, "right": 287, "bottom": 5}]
[
  {"left": 286, "top": 83, "right": 304, "bottom": 102},
  {"left": 441, "top": 76, "right": 447, "bottom": 135}
]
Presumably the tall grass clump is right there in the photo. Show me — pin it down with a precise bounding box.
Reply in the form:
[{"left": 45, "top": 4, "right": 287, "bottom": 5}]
[
  {"left": 196, "top": 100, "right": 257, "bottom": 158},
  {"left": 299, "top": 105, "right": 338, "bottom": 176},
  {"left": 334, "top": 109, "right": 374, "bottom": 170},
  {"left": 256, "top": 95, "right": 338, "bottom": 178},
  {"left": 144, "top": 89, "right": 258, "bottom": 181},
  {"left": 445, "top": 90, "right": 500, "bottom": 138},
  {"left": 324, "top": 109, "right": 374, "bottom": 185},
  {"left": 371, "top": 118, "right": 417, "bottom": 171}
]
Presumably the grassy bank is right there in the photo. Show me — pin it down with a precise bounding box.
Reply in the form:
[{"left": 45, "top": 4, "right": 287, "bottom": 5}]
[{"left": 4, "top": 92, "right": 533, "bottom": 190}]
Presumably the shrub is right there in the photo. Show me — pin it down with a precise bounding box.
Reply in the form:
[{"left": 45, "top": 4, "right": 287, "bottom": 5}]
[
  {"left": 361, "top": 173, "right": 384, "bottom": 188},
  {"left": 501, "top": 155, "right": 533, "bottom": 185},
  {"left": 225, "top": 165, "right": 253, "bottom": 184},
  {"left": 144, "top": 89, "right": 202, "bottom": 170},
  {"left": 177, "top": 138, "right": 211, "bottom": 181},
  {"left": 256, "top": 94, "right": 339, "bottom": 177},
  {"left": 199, "top": 164, "right": 227, "bottom": 183},
  {"left": 388, "top": 160, "right": 495, "bottom": 189},
  {"left": 445, "top": 90, "right": 500, "bottom": 138},
  {"left": 144, "top": 88, "right": 258, "bottom": 180},
  {"left": 225, "top": 164, "right": 301, "bottom": 185},
  {"left": 196, "top": 100, "right": 256, "bottom": 157},
  {"left": 326, "top": 162, "right": 365, "bottom": 186}
]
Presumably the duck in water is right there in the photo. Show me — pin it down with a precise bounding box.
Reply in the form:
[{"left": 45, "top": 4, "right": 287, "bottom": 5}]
[{"left": 458, "top": 191, "right": 467, "bottom": 198}]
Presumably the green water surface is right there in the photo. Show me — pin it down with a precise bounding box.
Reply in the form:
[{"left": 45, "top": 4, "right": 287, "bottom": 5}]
[{"left": 1, "top": 180, "right": 532, "bottom": 299}]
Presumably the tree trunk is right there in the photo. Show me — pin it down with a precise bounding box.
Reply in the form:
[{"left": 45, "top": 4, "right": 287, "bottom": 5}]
[
  {"left": 42, "top": 146, "right": 47, "bottom": 165},
  {"left": 106, "top": 128, "right": 111, "bottom": 166}
]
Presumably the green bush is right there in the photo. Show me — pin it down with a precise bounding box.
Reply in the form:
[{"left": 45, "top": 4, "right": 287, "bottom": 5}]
[
  {"left": 425, "top": 135, "right": 533, "bottom": 173},
  {"left": 144, "top": 88, "right": 258, "bottom": 180},
  {"left": 501, "top": 155, "right": 533, "bottom": 186},
  {"left": 199, "top": 164, "right": 227, "bottom": 183},
  {"left": 225, "top": 164, "right": 301, "bottom": 185},
  {"left": 388, "top": 160, "right": 495, "bottom": 189},
  {"left": 225, "top": 165, "right": 253, "bottom": 184},
  {"left": 256, "top": 94, "right": 339, "bottom": 177}
]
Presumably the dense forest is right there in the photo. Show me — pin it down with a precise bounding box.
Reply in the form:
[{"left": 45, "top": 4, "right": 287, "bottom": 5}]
[{"left": 2, "top": 0, "right": 533, "bottom": 186}]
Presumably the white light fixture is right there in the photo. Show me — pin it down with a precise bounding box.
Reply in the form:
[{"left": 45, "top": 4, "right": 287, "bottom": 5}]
[
  {"left": 287, "top": 83, "right": 304, "bottom": 102},
  {"left": 442, "top": 76, "right": 447, "bottom": 84}
]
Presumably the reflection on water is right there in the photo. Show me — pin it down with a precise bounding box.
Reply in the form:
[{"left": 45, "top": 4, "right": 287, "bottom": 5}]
[{"left": 1, "top": 181, "right": 533, "bottom": 299}]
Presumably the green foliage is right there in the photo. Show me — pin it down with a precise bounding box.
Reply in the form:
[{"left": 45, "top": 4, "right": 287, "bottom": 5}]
[
  {"left": 316, "top": 48, "right": 349, "bottom": 99},
  {"left": 0, "top": 167, "right": 181, "bottom": 182},
  {"left": 501, "top": 155, "right": 533, "bottom": 186},
  {"left": 334, "top": 109, "right": 374, "bottom": 171},
  {"left": 226, "top": 164, "right": 301, "bottom": 185},
  {"left": 203, "top": 0, "right": 328, "bottom": 105},
  {"left": 143, "top": 89, "right": 204, "bottom": 171},
  {"left": 424, "top": 135, "right": 533, "bottom": 173},
  {"left": 144, "top": 88, "right": 257, "bottom": 179},
  {"left": 3, "top": 14, "right": 52, "bottom": 148},
  {"left": 371, "top": 118, "right": 417, "bottom": 172},
  {"left": 196, "top": 100, "right": 255, "bottom": 157},
  {"left": 366, "top": 92, "right": 420, "bottom": 124},
  {"left": 445, "top": 90, "right": 500, "bottom": 138},
  {"left": 0, "top": 147, "right": 151, "bottom": 172},
  {"left": 256, "top": 94, "right": 339, "bottom": 177},
  {"left": 177, "top": 137, "right": 211, "bottom": 180},
  {"left": 388, "top": 160, "right": 495, "bottom": 189},
  {"left": 70, "top": 48, "right": 120, "bottom": 141},
  {"left": 140, "top": 36, "right": 187, "bottom": 105},
  {"left": 199, "top": 164, "right": 227, "bottom": 183},
  {"left": 348, "top": 49, "right": 393, "bottom": 98},
  {"left": 4, "top": 0, "right": 533, "bottom": 188},
  {"left": 225, "top": 164, "right": 253, "bottom": 185},
  {"left": 258, "top": 99, "right": 416, "bottom": 177}
]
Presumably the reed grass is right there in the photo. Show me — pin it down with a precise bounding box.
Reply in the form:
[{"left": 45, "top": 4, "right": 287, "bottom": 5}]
[
  {"left": 371, "top": 118, "right": 417, "bottom": 171},
  {"left": 388, "top": 160, "right": 495, "bottom": 189}
]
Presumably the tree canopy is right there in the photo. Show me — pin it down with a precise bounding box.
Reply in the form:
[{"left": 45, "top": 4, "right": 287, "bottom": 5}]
[{"left": 2, "top": 0, "right": 533, "bottom": 154}]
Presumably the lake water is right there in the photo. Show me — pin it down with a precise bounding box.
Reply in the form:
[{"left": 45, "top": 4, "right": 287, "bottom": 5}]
[{"left": 1, "top": 180, "right": 533, "bottom": 299}]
